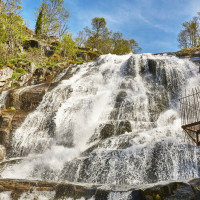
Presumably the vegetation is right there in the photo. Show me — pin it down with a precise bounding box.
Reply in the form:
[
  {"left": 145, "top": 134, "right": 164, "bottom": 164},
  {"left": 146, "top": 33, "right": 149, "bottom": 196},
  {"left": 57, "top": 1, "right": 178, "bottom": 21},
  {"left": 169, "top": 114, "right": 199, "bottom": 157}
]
[
  {"left": 35, "top": 0, "right": 70, "bottom": 38},
  {"left": 0, "top": 0, "right": 141, "bottom": 69},
  {"left": 178, "top": 12, "right": 200, "bottom": 49},
  {"left": 0, "top": 0, "right": 28, "bottom": 62},
  {"left": 60, "top": 31, "right": 76, "bottom": 59},
  {"left": 76, "top": 17, "right": 142, "bottom": 55}
]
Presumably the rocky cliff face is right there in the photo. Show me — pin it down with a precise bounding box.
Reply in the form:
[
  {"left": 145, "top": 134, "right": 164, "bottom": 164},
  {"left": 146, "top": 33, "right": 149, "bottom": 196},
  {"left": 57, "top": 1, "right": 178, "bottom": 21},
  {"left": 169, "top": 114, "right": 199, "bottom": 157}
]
[{"left": 0, "top": 63, "right": 77, "bottom": 159}]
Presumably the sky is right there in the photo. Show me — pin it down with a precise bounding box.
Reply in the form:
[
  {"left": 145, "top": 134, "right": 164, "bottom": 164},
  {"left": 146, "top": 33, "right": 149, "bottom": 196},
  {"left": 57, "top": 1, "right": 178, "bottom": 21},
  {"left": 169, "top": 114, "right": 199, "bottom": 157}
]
[{"left": 21, "top": 0, "right": 200, "bottom": 53}]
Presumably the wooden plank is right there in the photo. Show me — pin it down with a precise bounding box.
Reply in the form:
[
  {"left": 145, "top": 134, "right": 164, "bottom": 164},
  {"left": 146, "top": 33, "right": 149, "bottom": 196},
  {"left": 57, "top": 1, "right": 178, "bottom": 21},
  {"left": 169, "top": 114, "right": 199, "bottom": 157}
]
[
  {"left": 182, "top": 121, "right": 200, "bottom": 129},
  {"left": 184, "top": 127, "right": 198, "bottom": 133},
  {"left": 184, "top": 130, "right": 198, "bottom": 144}
]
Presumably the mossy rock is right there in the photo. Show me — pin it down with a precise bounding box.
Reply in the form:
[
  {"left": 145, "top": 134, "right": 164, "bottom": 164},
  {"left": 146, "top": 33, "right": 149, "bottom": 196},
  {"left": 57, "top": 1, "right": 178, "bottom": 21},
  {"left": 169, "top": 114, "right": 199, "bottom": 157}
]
[{"left": 176, "top": 46, "right": 200, "bottom": 57}]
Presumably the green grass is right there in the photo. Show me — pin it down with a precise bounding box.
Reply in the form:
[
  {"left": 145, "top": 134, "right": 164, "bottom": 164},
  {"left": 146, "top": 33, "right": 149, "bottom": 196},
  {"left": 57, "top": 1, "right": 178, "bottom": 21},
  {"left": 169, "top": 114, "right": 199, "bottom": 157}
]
[
  {"left": 9, "top": 72, "right": 20, "bottom": 81},
  {"left": 16, "top": 67, "right": 26, "bottom": 74},
  {"left": 9, "top": 58, "right": 30, "bottom": 65}
]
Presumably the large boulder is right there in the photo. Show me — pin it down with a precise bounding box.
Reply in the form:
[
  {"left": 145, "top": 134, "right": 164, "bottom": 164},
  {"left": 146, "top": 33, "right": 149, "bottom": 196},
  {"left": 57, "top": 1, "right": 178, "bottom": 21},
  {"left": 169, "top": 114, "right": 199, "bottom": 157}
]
[{"left": 0, "top": 67, "right": 13, "bottom": 86}]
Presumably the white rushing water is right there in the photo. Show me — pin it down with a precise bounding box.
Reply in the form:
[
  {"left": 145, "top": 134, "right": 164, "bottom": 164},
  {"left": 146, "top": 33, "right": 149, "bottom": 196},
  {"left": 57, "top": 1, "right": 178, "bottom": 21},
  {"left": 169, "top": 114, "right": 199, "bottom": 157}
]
[
  {"left": 1, "top": 54, "right": 200, "bottom": 191},
  {"left": 0, "top": 91, "right": 8, "bottom": 110}
]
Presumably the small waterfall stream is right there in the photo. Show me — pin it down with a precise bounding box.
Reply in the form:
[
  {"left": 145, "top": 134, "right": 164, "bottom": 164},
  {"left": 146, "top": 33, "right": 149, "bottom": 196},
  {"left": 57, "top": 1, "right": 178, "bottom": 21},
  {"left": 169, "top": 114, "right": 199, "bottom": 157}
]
[
  {"left": 0, "top": 91, "right": 8, "bottom": 110},
  {"left": 1, "top": 54, "right": 200, "bottom": 194}
]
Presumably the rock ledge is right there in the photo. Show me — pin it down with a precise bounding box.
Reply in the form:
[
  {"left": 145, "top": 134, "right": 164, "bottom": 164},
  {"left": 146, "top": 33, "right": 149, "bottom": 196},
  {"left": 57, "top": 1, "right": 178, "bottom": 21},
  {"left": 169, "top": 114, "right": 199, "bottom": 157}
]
[{"left": 0, "top": 178, "right": 200, "bottom": 199}]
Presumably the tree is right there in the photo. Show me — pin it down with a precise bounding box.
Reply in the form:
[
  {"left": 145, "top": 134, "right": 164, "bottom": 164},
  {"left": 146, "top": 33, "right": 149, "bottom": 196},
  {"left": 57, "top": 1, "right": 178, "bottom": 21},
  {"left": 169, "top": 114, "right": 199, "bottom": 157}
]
[
  {"left": 35, "top": 3, "right": 45, "bottom": 36},
  {"left": 92, "top": 17, "right": 106, "bottom": 37},
  {"left": 178, "top": 15, "right": 200, "bottom": 48},
  {"left": 84, "top": 17, "right": 113, "bottom": 53},
  {"left": 75, "top": 30, "right": 88, "bottom": 47},
  {"left": 60, "top": 31, "right": 76, "bottom": 59},
  {"left": 128, "top": 39, "right": 142, "bottom": 53},
  {"left": 111, "top": 32, "right": 141, "bottom": 54},
  {"left": 77, "top": 17, "right": 141, "bottom": 55},
  {"left": 178, "top": 29, "right": 189, "bottom": 49},
  {"left": 35, "top": 0, "right": 70, "bottom": 38},
  {"left": 183, "top": 19, "right": 199, "bottom": 47},
  {"left": 0, "top": 0, "right": 27, "bottom": 54}
]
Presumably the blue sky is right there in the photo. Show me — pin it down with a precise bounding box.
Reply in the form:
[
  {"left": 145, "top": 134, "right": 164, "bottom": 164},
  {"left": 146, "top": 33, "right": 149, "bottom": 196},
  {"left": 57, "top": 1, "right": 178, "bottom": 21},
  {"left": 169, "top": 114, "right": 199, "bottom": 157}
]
[{"left": 21, "top": 0, "right": 200, "bottom": 53}]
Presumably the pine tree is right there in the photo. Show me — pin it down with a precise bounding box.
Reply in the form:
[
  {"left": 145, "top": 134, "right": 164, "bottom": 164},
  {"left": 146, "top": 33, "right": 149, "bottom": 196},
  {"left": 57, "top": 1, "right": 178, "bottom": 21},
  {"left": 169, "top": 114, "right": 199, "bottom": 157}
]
[{"left": 35, "top": 6, "right": 44, "bottom": 36}]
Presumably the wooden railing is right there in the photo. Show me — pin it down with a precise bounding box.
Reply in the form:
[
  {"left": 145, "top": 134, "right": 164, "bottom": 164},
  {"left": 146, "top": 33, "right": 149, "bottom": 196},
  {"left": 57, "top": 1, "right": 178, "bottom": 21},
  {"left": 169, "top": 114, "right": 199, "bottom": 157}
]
[{"left": 180, "top": 87, "right": 200, "bottom": 145}]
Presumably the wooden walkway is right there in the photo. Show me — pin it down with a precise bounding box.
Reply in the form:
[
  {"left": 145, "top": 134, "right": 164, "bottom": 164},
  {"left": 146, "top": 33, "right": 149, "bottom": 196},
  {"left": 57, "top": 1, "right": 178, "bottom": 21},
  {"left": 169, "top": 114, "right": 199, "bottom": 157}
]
[{"left": 180, "top": 87, "right": 200, "bottom": 145}]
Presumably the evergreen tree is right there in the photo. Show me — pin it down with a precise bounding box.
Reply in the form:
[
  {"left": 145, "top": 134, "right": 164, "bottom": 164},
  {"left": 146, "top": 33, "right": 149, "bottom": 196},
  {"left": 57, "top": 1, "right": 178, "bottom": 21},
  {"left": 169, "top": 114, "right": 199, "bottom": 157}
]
[{"left": 35, "top": 5, "right": 44, "bottom": 36}]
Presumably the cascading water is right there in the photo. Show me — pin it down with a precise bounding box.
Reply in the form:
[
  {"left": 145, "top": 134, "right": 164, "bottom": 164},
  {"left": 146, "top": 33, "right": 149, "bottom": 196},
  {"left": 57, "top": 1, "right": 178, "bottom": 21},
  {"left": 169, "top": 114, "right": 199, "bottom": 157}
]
[
  {"left": 1, "top": 54, "right": 200, "bottom": 189},
  {"left": 0, "top": 91, "right": 8, "bottom": 110}
]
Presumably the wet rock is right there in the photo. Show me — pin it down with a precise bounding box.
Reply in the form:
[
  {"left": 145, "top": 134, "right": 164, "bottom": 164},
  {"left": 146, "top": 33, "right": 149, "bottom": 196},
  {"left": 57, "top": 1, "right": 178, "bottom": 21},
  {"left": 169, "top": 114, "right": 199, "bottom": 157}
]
[
  {"left": 148, "top": 59, "right": 157, "bottom": 76},
  {"left": 100, "top": 123, "right": 115, "bottom": 139},
  {"left": 7, "top": 83, "right": 55, "bottom": 111},
  {"left": 142, "top": 181, "right": 195, "bottom": 200},
  {"left": 114, "top": 91, "right": 127, "bottom": 108},
  {"left": 117, "top": 140, "right": 132, "bottom": 149},
  {"left": 0, "top": 110, "right": 16, "bottom": 148},
  {"left": 120, "top": 56, "right": 135, "bottom": 77},
  {"left": 116, "top": 120, "right": 132, "bottom": 135},
  {"left": 189, "top": 178, "right": 200, "bottom": 199},
  {"left": 0, "top": 145, "right": 6, "bottom": 160},
  {"left": 0, "top": 178, "right": 198, "bottom": 199},
  {"left": 0, "top": 83, "right": 59, "bottom": 156},
  {"left": 0, "top": 109, "right": 30, "bottom": 156}
]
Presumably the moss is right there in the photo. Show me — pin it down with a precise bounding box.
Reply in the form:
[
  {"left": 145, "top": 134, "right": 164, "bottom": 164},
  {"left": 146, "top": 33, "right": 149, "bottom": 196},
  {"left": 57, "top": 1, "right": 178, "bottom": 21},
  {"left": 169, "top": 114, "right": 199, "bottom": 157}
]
[
  {"left": 16, "top": 67, "right": 26, "bottom": 74},
  {"left": 155, "top": 194, "right": 161, "bottom": 200},
  {"left": 67, "top": 60, "right": 76, "bottom": 64},
  {"left": 176, "top": 46, "right": 200, "bottom": 57},
  {"left": 11, "top": 83, "right": 18, "bottom": 88},
  {"left": 9, "top": 72, "right": 20, "bottom": 81},
  {"left": 6, "top": 63, "right": 15, "bottom": 68},
  {"left": 9, "top": 58, "right": 30, "bottom": 65},
  {"left": 75, "top": 57, "right": 85, "bottom": 64},
  {"left": 8, "top": 106, "right": 16, "bottom": 110}
]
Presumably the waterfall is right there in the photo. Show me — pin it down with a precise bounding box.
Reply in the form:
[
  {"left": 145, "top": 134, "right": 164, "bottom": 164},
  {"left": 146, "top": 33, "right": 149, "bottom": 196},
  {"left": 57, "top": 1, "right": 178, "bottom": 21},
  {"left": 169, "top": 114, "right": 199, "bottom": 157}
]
[
  {"left": 1, "top": 54, "right": 200, "bottom": 187},
  {"left": 0, "top": 91, "right": 8, "bottom": 110}
]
